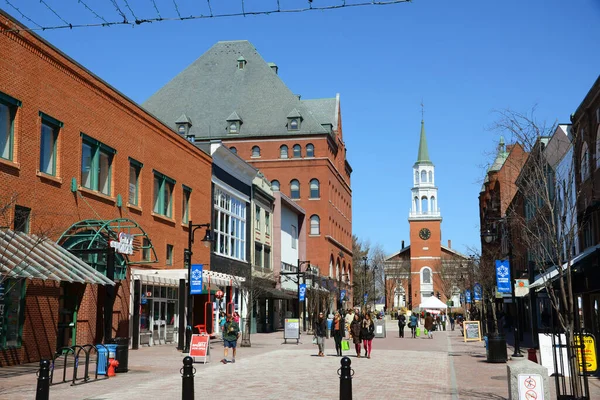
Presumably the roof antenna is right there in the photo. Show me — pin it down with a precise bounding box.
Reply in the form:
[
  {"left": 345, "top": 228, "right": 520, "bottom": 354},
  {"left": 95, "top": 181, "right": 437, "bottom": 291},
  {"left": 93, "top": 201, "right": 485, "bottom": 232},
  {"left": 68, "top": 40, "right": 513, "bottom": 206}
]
[{"left": 421, "top": 99, "right": 425, "bottom": 122}]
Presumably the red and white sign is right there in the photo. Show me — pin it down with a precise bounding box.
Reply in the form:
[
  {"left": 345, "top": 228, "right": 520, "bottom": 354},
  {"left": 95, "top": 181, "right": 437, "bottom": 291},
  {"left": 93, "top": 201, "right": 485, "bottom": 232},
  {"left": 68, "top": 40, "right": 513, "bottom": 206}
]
[
  {"left": 189, "top": 334, "right": 210, "bottom": 362},
  {"left": 109, "top": 232, "right": 134, "bottom": 255},
  {"left": 518, "top": 374, "right": 544, "bottom": 400}
]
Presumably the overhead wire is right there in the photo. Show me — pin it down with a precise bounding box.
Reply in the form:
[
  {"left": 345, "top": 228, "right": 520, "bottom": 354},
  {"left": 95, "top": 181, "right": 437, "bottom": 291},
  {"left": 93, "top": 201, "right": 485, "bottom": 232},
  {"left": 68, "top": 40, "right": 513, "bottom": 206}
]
[
  {"left": 206, "top": 0, "right": 213, "bottom": 17},
  {"left": 122, "top": 0, "right": 139, "bottom": 22},
  {"left": 77, "top": 0, "right": 109, "bottom": 25},
  {"left": 149, "top": 0, "right": 162, "bottom": 20},
  {"left": 0, "top": 0, "right": 412, "bottom": 33},
  {"left": 39, "top": 0, "right": 70, "bottom": 27}
]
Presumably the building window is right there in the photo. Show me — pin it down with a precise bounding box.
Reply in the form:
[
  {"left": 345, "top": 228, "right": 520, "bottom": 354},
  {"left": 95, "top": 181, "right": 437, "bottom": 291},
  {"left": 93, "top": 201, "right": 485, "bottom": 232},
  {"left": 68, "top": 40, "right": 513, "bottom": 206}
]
[
  {"left": 310, "top": 215, "right": 320, "bottom": 235},
  {"left": 290, "top": 179, "right": 300, "bottom": 199},
  {"left": 0, "top": 279, "right": 26, "bottom": 349},
  {"left": 596, "top": 132, "right": 600, "bottom": 170},
  {"left": 252, "top": 146, "right": 260, "bottom": 158},
  {"left": 420, "top": 170, "right": 427, "bottom": 183},
  {"left": 182, "top": 185, "right": 192, "bottom": 224},
  {"left": 280, "top": 145, "right": 288, "bottom": 159},
  {"left": 271, "top": 180, "right": 280, "bottom": 191},
  {"left": 289, "top": 119, "right": 299, "bottom": 130},
  {"left": 230, "top": 147, "right": 237, "bottom": 154},
  {"left": 0, "top": 93, "right": 20, "bottom": 161},
  {"left": 153, "top": 170, "right": 175, "bottom": 218},
  {"left": 291, "top": 225, "right": 297, "bottom": 249},
  {"left": 13, "top": 206, "right": 30, "bottom": 233},
  {"left": 264, "top": 246, "right": 271, "bottom": 270},
  {"left": 310, "top": 179, "right": 320, "bottom": 198},
  {"left": 265, "top": 212, "right": 270, "bottom": 235},
  {"left": 255, "top": 205, "right": 261, "bottom": 230},
  {"left": 39, "top": 113, "right": 62, "bottom": 176},
  {"left": 142, "top": 238, "right": 150, "bottom": 261},
  {"left": 421, "top": 267, "right": 432, "bottom": 284},
  {"left": 428, "top": 171, "right": 433, "bottom": 183},
  {"left": 81, "top": 134, "right": 115, "bottom": 195},
  {"left": 213, "top": 186, "right": 247, "bottom": 261},
  {"left": 306, "top": 143, "right": 314, "bottom": 158},
  {"left": 581, "top": 141, "right": 590, "bottom": 181},
  {"left": 128, "top": 158, "right": 142, "bottom": 206},
  {"left": 293, "top": 144, "right": 301, "bottom": 158},
  {"left": 229, "top": 122, "right": 238, "bottom": 133},
  {"left": 166, "top": 244, "right": 173, "bottom": 266},
  {"left": 255, "top": 243, "right": 263, "bottom": 267},
  {"left": 415, "top": 171, "right": 419, "bottom": 184}
]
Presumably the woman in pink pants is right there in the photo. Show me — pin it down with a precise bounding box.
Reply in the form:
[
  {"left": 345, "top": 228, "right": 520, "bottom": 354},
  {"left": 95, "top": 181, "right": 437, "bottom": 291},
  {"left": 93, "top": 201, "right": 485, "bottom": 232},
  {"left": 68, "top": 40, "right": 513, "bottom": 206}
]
[{"left": 360, "top": 313, "right": 375, "bottom": 358}]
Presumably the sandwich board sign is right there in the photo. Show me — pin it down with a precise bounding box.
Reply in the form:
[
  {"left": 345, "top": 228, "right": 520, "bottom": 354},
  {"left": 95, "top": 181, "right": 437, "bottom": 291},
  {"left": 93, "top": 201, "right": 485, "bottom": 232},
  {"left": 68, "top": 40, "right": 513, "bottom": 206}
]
[
  {"left": 283, "top": 318, "right": 300, "bottom": 344},
  {"left": 189, "top": 334, "right": 210, "bottom": 363}
]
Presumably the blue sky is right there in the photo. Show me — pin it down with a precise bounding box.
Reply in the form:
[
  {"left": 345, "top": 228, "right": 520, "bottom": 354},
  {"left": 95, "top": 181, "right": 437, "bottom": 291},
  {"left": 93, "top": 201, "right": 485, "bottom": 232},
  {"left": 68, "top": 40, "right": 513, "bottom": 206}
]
[{"left": 5, "top": 0, "right": 600, "bottom": 257}]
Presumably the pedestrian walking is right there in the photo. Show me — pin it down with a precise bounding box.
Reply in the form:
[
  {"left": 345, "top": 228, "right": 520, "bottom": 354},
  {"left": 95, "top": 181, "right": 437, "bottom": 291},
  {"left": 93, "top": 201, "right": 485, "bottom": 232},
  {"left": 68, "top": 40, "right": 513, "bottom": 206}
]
[
  {"left": 221, "top": 314, "right": 240, "bottom": 364},
  {"left": 398, "top": 313, "right": 406, "bottom": 338},
  {"left": 449, "top": 314, "right": 455, "bottom": 331},
  {"left": 332, "top": 312, "right": 345, "bottom": 356},
  {"left": 424, "top": 312, "right": 434, "bottom": 339},
  {"left": 314, "top": 312, "right": 327, "bottom": 357},
  {"left": 344, "top": 309, "right": 354, "bottom": 339},
  {"left": 233, "top": 311, "right": 241, "bottom": 324},
  {"left": 360, "top": 313, "right": 375, "bottom": 358},
  {"left": 409, "top": 313, "right": 418, "bottom": 338},
  {"left": 349, "top": 314, "right": 362, "bottom": 358}
]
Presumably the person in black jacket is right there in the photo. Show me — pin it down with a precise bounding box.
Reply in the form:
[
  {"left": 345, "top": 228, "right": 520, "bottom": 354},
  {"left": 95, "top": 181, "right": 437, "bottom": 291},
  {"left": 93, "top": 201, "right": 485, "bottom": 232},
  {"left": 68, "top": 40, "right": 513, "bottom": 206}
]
[
  {"left": 332, "top": 312, "right": 345, "bottom": 356},
  {"left": 314, "top": 312, "right": 327, "bottom": 357},
  {"left": 360, "top": 313, "right": 375, "bottom": 358},
  {"left": 398, "top": 313, "right": 406, "bottom": 338}
]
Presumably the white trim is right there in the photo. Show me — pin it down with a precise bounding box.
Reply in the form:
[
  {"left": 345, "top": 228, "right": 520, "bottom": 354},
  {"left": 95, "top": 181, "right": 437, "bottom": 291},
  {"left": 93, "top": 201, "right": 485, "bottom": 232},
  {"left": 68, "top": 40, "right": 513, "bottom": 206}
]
[{"left": 212, "top": 176, "right": 250, "bottom": 203}]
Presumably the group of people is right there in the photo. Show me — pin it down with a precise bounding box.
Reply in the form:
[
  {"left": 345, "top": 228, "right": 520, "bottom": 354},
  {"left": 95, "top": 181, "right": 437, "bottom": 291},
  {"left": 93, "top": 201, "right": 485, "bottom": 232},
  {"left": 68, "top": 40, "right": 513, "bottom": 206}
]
[{"left": 313, "top": 309, "right": 376, "bottom": 358}]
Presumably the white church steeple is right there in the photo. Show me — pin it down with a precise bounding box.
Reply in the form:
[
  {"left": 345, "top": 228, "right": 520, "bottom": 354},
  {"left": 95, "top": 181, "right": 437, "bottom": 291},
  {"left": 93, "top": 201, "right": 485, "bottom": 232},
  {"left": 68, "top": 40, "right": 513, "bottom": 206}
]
[{"left": 409, "top": 120, "right": 441, "bottom": 220}]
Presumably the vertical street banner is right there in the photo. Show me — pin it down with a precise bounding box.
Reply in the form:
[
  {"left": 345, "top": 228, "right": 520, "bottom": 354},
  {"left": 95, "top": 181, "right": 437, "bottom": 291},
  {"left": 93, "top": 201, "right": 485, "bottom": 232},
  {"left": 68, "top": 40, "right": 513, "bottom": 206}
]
[
  {"left": 299, "top": 283, "right": 306, "bottom": 301},
  {"left": 473, "top": 283, "right": 482, "bottom": 301},
  {"left": 190, "top": 264, "right": 203, "bottom": 295},
  {"left": 495, "top": 260, "right": 511, "bottom": 293},
  {"left": 340, "top": 289, "right": 346, "bottom": 301},
  {"left": 465, "top": 289, "right": 471, "bottom": 303},
  {"left": 364, "top": 293, "right": 368, "bottom": 304}
]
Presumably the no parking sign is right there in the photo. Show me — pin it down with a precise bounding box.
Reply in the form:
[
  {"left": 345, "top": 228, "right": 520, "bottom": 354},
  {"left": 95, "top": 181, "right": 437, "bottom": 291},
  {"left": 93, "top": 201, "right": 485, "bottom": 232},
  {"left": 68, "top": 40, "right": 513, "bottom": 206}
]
[{"left": 518, "top": 374, "right": 544, "bottom": 400}]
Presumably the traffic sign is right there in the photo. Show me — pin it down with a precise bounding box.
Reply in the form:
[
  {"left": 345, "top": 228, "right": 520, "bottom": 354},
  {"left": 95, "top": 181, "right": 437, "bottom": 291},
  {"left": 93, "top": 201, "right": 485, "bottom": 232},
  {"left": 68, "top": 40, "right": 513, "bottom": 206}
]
[{"left": 518, "top": 374, "right": 544, "bottom": 400}]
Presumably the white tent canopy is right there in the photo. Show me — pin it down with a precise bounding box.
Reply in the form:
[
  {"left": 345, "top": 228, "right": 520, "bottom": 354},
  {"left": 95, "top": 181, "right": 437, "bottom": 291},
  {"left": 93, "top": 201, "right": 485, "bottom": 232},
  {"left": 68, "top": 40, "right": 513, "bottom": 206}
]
[{"left": 418, "top": 296, "right": 448, "bottom": 309}]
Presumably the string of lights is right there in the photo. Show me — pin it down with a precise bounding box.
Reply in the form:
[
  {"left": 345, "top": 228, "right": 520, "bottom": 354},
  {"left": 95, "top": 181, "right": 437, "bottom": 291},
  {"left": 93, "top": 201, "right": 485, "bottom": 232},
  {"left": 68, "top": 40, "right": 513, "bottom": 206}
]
[
  {"left": 149, "top": 0, "right": 162, "bottom": 20},
  {"left": 122, "top": 0, "right": 139, "bottom": 22},
  {"left": 0, "top": 0, "right": 411, "bottom": 33},
  {"left": 40, "top": 0, "right": 70, "bottom": 26}
]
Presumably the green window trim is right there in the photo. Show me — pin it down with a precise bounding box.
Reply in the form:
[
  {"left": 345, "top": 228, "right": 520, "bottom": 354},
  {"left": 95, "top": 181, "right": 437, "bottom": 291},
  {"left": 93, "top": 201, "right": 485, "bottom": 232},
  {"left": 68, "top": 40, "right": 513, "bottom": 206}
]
[
  {"left": 182, "top": 185, "right": 192, "bottom": 224},
  {"left": 153, "top": 169, "right": 176, "bottom": 185},
  {"left": 0, "top": 92, "right": 22, "bottom": 107},
  {"left": 128, "top": 157, "right": 143, "bottom": 168},
  {"left": 182, "top": 184, "right": 193, "bottom": 193},
  {"left": 39, "top": 111, "right": 63, "bottom": 128},
  {"left": 80, "top": 133, "right": 116, "bottom": 155},
  {"left": 153, "top": 171, "right": 174, "bottom": 218},
  {"left": 128, "top": 160, "right": 142, "bottom": 206},
  {"left": 80, "top": 133, "right": 114, "bottom": 195}
]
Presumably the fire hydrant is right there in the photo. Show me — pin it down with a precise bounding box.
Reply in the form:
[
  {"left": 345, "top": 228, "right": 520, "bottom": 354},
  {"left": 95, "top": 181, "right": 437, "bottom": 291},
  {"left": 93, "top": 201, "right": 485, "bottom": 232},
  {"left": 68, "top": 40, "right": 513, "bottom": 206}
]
[{"left": 107, "top": 359, "right": 119, "bottom": 377}]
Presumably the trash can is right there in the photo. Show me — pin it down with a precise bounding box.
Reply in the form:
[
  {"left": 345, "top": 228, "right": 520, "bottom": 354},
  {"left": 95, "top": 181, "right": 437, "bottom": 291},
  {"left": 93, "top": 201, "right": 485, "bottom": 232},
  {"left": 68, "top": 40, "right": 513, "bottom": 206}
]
[
  {"left": 107, "top": 337, "right": 129, "bottom": 373},
  {"left": 96, "top": 346, "right": 108, "bottom": 375},
  {"left": 486, "top": 333, "right": 507, "bottom": 363},
  {"left": 326, "top": 319, "right": 333, "bottom": 339},
  {"left": 374, "top": 319, "right": 386, "bottom": 338}
]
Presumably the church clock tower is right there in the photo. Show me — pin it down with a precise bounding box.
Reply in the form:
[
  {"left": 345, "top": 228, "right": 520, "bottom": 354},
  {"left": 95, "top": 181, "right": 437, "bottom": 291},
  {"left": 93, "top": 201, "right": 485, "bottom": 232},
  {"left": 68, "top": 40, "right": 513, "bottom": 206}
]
[{"left": 408, "top": 119, "right": 442, "bottom": 307}]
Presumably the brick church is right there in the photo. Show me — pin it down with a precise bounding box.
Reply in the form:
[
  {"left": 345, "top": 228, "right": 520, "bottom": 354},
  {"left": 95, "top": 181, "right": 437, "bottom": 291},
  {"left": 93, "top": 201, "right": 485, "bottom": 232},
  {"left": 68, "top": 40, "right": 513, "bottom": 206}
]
[{"left": 384, "top": 119, "right": 469, "bottom": 310}]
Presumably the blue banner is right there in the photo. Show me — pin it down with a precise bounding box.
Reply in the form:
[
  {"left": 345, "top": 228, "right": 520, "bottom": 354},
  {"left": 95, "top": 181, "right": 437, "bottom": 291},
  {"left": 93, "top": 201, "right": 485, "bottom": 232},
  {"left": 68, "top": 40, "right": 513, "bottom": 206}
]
[
  {"left": 495, "top": 260, "right": 511, "bottom": 293},
  {"left": 465, "top": 289, "right": 471, "bottom": 303},
  {"left": 473, "top": 283, "right": 482, "bottom": 301},
  {"left": 299, "top": 284, "right": 306, "bottom": 301},
  {"left": 340, "top": 290, "right": 346, "bottom": 301},
  {"left": 364, "top": 293, "right": 368, "bottom": 304},
  {"left": 190, "top": 264, "right": 203, "bottom": 295}
]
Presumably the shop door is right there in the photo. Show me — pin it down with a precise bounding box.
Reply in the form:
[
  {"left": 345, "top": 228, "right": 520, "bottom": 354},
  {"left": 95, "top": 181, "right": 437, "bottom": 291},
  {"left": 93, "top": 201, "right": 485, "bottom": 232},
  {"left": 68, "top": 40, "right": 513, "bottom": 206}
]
[
  {"left": 153, "top": 299, "right": 166, "bottom": 345},
  {"left": 56, "top": 283, "right": 82, "bottom": 351}
]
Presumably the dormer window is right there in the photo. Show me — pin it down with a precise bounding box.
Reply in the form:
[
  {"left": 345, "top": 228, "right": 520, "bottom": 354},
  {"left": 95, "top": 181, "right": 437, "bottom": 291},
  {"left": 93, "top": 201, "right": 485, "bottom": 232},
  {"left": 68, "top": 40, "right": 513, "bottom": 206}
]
[
  {"left": 226, "top": 111, "right": 243, "bottom": 134},
  {"left": 237, "top": 56, "right": 247, "bottom": 70},
  {"left": 287, "top": 108, "right": 302, "bottom": 131},
  {"left": 229, "top": 122, "right": 238, "bottom": 133},
  {"left": 175, "top": 113, "right": 193, "bottom": 140},
  {"left": 290, "top": 119, "right": 299, "bottom": 130}
]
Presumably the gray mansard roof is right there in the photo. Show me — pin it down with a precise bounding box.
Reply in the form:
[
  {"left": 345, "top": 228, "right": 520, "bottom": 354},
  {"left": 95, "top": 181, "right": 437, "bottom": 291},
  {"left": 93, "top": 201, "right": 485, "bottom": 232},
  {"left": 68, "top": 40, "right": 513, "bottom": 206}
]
[{"left": 143, "top": 40, "right": 337, "bottom": 140}]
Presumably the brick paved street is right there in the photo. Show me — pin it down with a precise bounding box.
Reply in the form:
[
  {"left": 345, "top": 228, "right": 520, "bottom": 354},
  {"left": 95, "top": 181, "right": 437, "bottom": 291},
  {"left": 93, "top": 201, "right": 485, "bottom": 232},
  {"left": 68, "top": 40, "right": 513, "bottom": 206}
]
[{"left": 1, "top": 321, "right": 599, "bottom": 399}]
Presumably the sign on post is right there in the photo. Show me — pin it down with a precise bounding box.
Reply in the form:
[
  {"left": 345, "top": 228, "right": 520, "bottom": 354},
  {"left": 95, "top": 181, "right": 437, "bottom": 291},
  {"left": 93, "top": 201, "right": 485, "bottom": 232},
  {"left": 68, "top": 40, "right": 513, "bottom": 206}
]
[
  {"left": 299, "top": 284, "right": 306, "bottom": 302},
  {"left": 518, "top": 374, "right": 544, "bottom": 400},
  {"left": 465, "top": 290, "right": 471, "bottom": 304},
  {"left": 190, "top": 264, "right": 203, "bottom": 295},
  {"left": 575, "top": 334, "right": 597, "bottom": 374},
  {"left": 363, "top": 293, "right": 368, "bottom": 305},
  {"left": 515, "top": 279, "right": 529, "bottom": 297},
  {"left": 473, "top": 283, "right": 482, "bottom": 301},
  {"left": 340, "top": 289, "right": 346, "bottom": 301},
  {"left": 189, "top": 334, "right": 210, "bottom": 363},
  {"left": 283, "top": 318, "right": 300, "bottom": 344},
  {"left": 463, "top": 321, "right": 481, "bottom": 342},
  {"left": 496, "top": 260, "right": 511, "bottom": 293}
]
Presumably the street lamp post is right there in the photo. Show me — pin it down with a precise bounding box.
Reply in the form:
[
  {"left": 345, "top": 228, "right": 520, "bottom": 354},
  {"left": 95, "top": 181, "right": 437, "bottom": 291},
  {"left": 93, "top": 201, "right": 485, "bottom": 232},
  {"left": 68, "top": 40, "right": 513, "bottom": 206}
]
[
  {"left": 280, "top": 260, "right": 310, "bottom": 331},
  {"left": 362, "top": 256, "right": 368, "bottom": 311},
  {"left": 372, "top": 266, "right": 378, "bottom": 310},
  {"left": 183, "top": 221, "right": 213, "bottom": 354}
]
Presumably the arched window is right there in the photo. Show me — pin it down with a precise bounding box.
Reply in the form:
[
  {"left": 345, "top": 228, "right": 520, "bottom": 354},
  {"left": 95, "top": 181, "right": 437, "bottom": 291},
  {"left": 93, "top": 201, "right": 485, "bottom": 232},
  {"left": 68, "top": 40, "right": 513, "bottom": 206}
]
[
  {"left": 252, "top": 146, "right": 260, "bottom": 157},
  {"left": 229, "top": 122, "right": 238, "bottom": 133},
  {"left": 230, "top": 147, "right": 237, "bottom": 154},
  {"left": 414, "top": 196, "right": 419, "bottom": 212},
  {"left": 329, "top": 258, "right": 333, "bottom": 278},
  {"left": 290, "top": 179, "right": 300, "bottom": 199},
  {"left": 431, "top": 196, "right": 436, "bottom": 212},
  {"left": 428, "top": 171, "right": 433, "bottom": 183},
  {"left": 280, "top": 145, "right": 288, "bottom": 159},
  {"left": 271, "top": 180, "right": 280, "bottom": 191},
  {"left": 293, "top": 144, "right": 301, "bottom": 158},
  {"left": 421, "top": 196, "right": 428, "bottom": 213},
  {"left": 421, "top": 170, "right": 427, "bottom": 183},
  {"left": 310, "top": 179, "right": 320, "bottom": 198},
  {"left": 290, "top": 119, "right": 299, "bottom": 130},
  {"left": 421, "top": 267, "right": 431, "bottom": 284},
  {"left": 581, "top": 140, "right": 590, "bottom": 181},
  {"left": 306, "top": 143, "right": 314, "bottom": 157},
  {"left": 310, "top": 215, "right": 320, "bottom": 235},
  {"left": 415, "top": 171, "right": 419, "bottom": 184}
]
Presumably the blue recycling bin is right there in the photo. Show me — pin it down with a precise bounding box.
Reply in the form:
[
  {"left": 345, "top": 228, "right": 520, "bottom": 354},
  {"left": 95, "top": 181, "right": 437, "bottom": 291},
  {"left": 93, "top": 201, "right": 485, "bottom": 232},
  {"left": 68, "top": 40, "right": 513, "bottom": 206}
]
[
  {"left": 97, "top": 346, "right": 108, "bottom": 375},
  {"left": 105, "top": 344, "right": 118, "bottom": 360}
]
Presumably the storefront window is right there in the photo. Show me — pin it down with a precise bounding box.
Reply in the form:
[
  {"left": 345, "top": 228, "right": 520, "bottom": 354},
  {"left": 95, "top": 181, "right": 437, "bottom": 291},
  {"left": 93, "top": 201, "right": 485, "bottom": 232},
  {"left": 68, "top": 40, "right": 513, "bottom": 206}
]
[{"left": 0, "top": 279, "right": 26, "bottom": 348}]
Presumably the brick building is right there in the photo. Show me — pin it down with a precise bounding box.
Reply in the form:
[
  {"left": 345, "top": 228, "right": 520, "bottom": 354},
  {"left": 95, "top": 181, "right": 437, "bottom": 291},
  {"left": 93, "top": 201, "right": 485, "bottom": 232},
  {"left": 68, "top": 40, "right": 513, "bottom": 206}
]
[
  {"left": 143, "top": 40, "right": 353, "bottom": 301},
  {"left": 0, "top": 11, "right": 212, "bottom": 365}
]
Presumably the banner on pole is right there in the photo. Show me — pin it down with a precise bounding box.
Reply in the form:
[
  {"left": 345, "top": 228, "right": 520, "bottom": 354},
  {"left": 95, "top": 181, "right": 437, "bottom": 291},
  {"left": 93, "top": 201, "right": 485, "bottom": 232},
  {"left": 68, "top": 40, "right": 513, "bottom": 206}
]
[
  {"left": 340, "top": 289, "right": 346, "bottom": 301},
  {"left": 465, "top": 289, "right": 471, "bottom": 303},
  {"left": 190, "top": 264, "right": 203, "bottom": 295},
  {"left": 299, "top": 284, "right": 306, "bottom": 301},
  {"left": 364, "top": 293, "right": 368, "bottom": 304},
  {"left": 473, "top": 283, "right": 482, "bottom": 301},
  {"left": 495, "top": 260, "right": 511, "bottom": 293}
]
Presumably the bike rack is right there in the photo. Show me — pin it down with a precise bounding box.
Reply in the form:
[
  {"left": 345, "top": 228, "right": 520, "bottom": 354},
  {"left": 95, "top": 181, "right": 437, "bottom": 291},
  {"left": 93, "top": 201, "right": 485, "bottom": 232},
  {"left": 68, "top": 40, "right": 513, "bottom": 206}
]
[{"left": 49, "top": 343, "right": 110, "bottom": 386}]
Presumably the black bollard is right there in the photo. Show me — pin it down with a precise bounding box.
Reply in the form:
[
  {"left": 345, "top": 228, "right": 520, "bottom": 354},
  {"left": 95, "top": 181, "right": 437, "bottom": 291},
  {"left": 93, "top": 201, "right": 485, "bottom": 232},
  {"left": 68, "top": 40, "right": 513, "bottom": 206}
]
[
  {"left": 338, "top": 356, "right": 353, "bottom": 400},
  {"left": 181, "top": 356, "right": 195, "bottom": 400},
  {"left": 36, "top": 359, "right": 50, "bottom": 400}
]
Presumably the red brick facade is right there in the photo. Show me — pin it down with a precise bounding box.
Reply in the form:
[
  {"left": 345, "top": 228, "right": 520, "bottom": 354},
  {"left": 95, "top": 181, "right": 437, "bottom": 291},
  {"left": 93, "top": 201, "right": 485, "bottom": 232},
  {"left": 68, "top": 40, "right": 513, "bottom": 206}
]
[{"left": 0, "top": 12, "right": 212, "bottom": 365}]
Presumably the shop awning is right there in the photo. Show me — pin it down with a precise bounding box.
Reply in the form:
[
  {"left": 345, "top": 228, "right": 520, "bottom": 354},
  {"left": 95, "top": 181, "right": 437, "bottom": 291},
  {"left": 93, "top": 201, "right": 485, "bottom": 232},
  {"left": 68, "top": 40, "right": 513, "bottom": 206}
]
[
  {"left": 132, "top": 268, "right": 245, "bottom": 288},
  {"left": 529, "top": 244, "right": 600, "bottom": 291},
  {"left": 0, "top": 229, "right": 115, "bottom": 286},
  {"left": 261, "top": 286, "right": 296, "bottom": 300}
]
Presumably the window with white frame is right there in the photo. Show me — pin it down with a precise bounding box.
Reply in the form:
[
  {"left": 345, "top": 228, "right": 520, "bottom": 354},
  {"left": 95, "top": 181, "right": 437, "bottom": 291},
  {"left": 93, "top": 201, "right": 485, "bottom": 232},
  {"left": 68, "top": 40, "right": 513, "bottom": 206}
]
[
  {"left": 306, "top": 143, "right": 314, "bottom": 157},
  {"left": 271, "top": 180, "right": 280, "bottom": 191},
  {"left": 0, "top": 92, "right": 20, "bottom": 161},
  {"left": 310, "top": 179, "right": 320, "bottom": 198},
  {"left": 310, "top": 215, "right": 320, "bottom": 235},
  {"left": 265, "top": 211, "right": 270, "bottom": 236},
  {"left": 290, "top": 179, "right": 300, "bottom": 199},
  {"left": 293, "top": 144, "right": 301, "bottom": 158},
  {"left": 252, "top": 146, "right": 260, "bottom": 158},
  {"left": 280, "top": 145, "right": 288, "bottom": 159},
  {"left": 255, "top": 205, "right": 261, "bottom": 231},
  {"left": 291, "top": 225, "right": 297, "bottom": 249},
  {"left": 581, "top": 141, "right": 590, "bottom": 181},
  {"left": 213, "top": 186, "right": 247, "bottom": 261}
]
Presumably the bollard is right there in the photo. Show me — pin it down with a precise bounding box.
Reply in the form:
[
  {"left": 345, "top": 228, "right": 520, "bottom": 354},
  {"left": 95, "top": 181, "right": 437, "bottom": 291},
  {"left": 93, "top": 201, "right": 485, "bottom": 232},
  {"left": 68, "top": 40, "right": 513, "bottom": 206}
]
[
  {"left": 181, "top": 356, "right": 195, "bottom": 400},
  {"left": 36, "top": 359, "right": 50, "bottom": 400},
  {"left": 338, "top": 356, "right": 353, "bottom": 400}
]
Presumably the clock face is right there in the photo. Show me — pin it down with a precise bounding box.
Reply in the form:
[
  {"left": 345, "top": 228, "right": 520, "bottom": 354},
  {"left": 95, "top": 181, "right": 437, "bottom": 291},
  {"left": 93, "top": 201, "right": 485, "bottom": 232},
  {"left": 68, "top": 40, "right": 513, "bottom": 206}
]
[{"left": 419, "top": 228, "right": 431, "bottom": 240}]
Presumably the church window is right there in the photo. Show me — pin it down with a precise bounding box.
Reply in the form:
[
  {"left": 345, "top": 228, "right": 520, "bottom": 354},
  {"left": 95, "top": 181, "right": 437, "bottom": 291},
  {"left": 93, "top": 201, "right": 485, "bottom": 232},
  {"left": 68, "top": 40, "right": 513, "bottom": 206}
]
[
  {"left": 428, "top": 171, "right": 433, "bottom": 183},
  {"left": 415, "top": 171, "right": 419, "bottom": 183},
  {"left": 431, "top": 196, "right": 436, "bottom": 212},
  {"left": 421, "top": 196, "right": 428, "bottom": 213},
  {"left": 414, "top": 197, "right": 419, "bottom": 212},
  {"left": 421, "top": 170, "right": 427, "bottom": 183},
  {"left": 421, "top": 267, "right": 432, "bottom": 284}
]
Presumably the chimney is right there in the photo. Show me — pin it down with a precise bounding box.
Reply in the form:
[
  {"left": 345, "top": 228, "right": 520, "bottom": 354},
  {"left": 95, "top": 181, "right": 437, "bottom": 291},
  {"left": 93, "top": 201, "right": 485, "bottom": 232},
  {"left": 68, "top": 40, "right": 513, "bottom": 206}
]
[
  {"left": 268, "top": 62, "right": 278, "bottom": 74},
  {"left": 401, "top": 240, "right": 405, "bottom": 249},
  {"left": 447, "top": 239, "right": 451, "bottom": 249}
]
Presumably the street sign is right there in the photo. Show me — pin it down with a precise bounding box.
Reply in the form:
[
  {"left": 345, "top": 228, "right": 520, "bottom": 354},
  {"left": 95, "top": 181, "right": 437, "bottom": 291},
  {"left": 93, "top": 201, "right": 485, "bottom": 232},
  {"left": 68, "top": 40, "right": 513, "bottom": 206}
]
[
  {"left": 515, "top": 279, "right": 529, "bottom": 297},
  {"left": 189, "top": 334, "right": 210, "bottom": 363},
  {"left": 496, "top": 260, "right": 511, "bottom": 293},
  {"left": 518, "top": 374, "right": 544, "bottom": 400},
  {"left": 190, "top": 264, "right": 204, "bottom": 294},
  {"left": 299, "top": 284, "right": 306, "bottom": 302}
]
